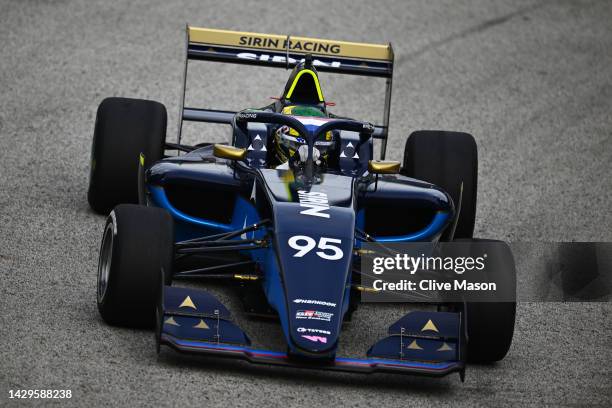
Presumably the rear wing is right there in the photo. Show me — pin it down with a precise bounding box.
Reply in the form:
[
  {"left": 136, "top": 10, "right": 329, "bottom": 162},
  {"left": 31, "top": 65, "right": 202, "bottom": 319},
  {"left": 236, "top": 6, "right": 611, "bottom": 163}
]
[{"left": 178, "top": 26, "right": 394, "bottom": 159}]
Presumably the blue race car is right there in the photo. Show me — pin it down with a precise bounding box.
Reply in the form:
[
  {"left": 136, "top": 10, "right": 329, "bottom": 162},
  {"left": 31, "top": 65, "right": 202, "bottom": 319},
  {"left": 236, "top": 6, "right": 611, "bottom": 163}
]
[{"left": 89, "top": 27, "right": 515, "bottom": 380}]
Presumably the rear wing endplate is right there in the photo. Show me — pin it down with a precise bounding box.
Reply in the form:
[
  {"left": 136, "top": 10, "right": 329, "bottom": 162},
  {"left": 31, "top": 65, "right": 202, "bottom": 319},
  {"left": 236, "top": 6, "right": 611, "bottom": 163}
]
[{"left": 178, "top": 26, "right": 394, "bottom": 159}]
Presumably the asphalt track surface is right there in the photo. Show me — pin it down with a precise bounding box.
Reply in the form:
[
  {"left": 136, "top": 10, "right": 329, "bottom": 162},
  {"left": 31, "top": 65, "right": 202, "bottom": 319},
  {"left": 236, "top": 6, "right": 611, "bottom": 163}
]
[{"left": 1, "top": 0, "right": 611, "bottom": 407}]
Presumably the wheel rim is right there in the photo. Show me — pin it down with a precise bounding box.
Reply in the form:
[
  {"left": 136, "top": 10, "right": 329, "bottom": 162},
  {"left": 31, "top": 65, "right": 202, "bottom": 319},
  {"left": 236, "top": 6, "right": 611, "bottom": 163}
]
[{"left": 97, "top": 222, "right": 114, "bottom": 303}]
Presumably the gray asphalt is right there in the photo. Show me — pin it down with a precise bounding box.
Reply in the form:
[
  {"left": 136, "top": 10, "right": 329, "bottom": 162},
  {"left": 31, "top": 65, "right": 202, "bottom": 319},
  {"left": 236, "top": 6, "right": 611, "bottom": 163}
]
[{"left": 1, "top": 0, "right": 611, "bottom": 406}]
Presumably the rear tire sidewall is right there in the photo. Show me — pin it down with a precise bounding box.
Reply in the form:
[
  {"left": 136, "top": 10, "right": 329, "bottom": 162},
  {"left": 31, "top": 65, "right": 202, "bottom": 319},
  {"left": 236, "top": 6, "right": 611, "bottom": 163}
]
[
  {"left": 402, "top": 130, "right": 477, "bottom": 239},
  {"left": 88, "top": 97, "right": 167, "bottom": 214}
]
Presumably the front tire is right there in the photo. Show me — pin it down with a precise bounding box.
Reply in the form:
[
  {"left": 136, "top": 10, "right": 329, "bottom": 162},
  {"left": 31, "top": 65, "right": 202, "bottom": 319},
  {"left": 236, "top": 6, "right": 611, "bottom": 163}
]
[
  {"left": 97, "top": 204, "right": 174, "bottom": 328},
  {"left": 462, "top": 238, "right": 516, "bottom": 363},
  {"left": 88, "top": 97, "right": 167, "bottom": 214}
]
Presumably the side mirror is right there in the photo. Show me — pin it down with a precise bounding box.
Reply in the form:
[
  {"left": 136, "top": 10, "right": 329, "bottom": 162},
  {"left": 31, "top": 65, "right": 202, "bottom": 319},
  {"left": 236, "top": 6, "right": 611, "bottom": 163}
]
[
  {"left": 213, "top": 144, "right": 247, "bottom": 161},
  {"left": 368, "top": 160, "right": 401, "bottom": 174}
]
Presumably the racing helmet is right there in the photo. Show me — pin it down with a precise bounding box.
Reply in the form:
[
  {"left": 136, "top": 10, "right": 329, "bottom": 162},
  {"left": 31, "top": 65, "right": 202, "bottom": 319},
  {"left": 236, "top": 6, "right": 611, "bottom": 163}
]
[{"left": 274, "top": 105, "right": 334, "bottom": 164}]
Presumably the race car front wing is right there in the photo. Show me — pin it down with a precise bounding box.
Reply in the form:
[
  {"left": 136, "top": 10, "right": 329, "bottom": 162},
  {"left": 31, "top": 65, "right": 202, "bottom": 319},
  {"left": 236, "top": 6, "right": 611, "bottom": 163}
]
[{"left": 156, "top": 286, "right": 466, "bottom": 379}]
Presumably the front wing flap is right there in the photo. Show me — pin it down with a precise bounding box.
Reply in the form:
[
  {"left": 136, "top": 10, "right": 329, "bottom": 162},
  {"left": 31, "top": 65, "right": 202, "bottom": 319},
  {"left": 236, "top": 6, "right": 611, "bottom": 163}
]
[
  {"left": 159, "top": 333, "right": 463, "bottom": 377},
  {"left": 157, "top": 286, "right": 250, "bottom": 347},
  {"left": 367, "top": 311, "right": 462, "bottom": 363}
]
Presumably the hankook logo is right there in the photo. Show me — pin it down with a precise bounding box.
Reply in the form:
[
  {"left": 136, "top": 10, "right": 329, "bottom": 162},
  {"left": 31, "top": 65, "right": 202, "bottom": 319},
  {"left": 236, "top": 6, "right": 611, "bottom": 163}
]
[{"left": 236, "top": 112, "right": 257, "bottom": 120}]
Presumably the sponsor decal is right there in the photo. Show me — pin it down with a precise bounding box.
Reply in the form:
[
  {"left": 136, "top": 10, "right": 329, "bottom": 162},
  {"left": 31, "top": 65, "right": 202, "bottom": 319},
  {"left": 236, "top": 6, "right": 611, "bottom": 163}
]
[
  {"left": 239, "top": 36, "right": 342, "bottom": 55},
  {"left": 297, "top": 327, "right": 331, "bottom": 335},
  {"left": 237, "top": 53, "right": 341, "bottom": 68},
  {"left": 293, "top": 299, "right": 336, "bottom": 308},
  {"left": 301, "top": 335, "right": 327, "bottom": 344},
  {"left": 296, "top": 310, "right": 333, "bottom": 322},
  {"left": 236, "top": 112, "right": 257, "bottom": 120},
  {"left": 297, "top": 190, "right": 329, "bottom": 218}
]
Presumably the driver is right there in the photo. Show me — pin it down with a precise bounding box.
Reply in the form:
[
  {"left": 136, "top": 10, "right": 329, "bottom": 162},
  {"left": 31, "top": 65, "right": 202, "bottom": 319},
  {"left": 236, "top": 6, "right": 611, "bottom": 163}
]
[{"left": 271, "top": 105, "right": 336, "bottom": 167}]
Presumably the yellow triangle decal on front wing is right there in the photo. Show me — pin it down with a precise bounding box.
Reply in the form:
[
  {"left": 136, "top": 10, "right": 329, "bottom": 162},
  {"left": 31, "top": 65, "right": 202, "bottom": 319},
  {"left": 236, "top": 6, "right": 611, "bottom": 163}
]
[
  {"left": 437, "top": 342, "right": 453, "bottom": 351},
  {"left": 193, "top": 319, "right": 209, "bottom": 329},
  {"left": 421, "top": 319, "right": 439, "bottom": 332},
  {"left": 407, "top": 340, "right": 423, "bottom": 350},
  {"left": 179, "top": 295, "right": 197, "bottom": 309}
]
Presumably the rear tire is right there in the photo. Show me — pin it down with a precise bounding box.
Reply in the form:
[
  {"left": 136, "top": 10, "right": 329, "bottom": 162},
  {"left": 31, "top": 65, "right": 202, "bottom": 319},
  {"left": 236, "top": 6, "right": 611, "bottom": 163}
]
[
  {"left": 88, "top": 97, "right": 167, "bottom": 214},
  {"left": 401, "top": 130, "right": 477, "bottom": 239},
  {"left": 97, "top": 204, "right": 174, "bottom": 328}
]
